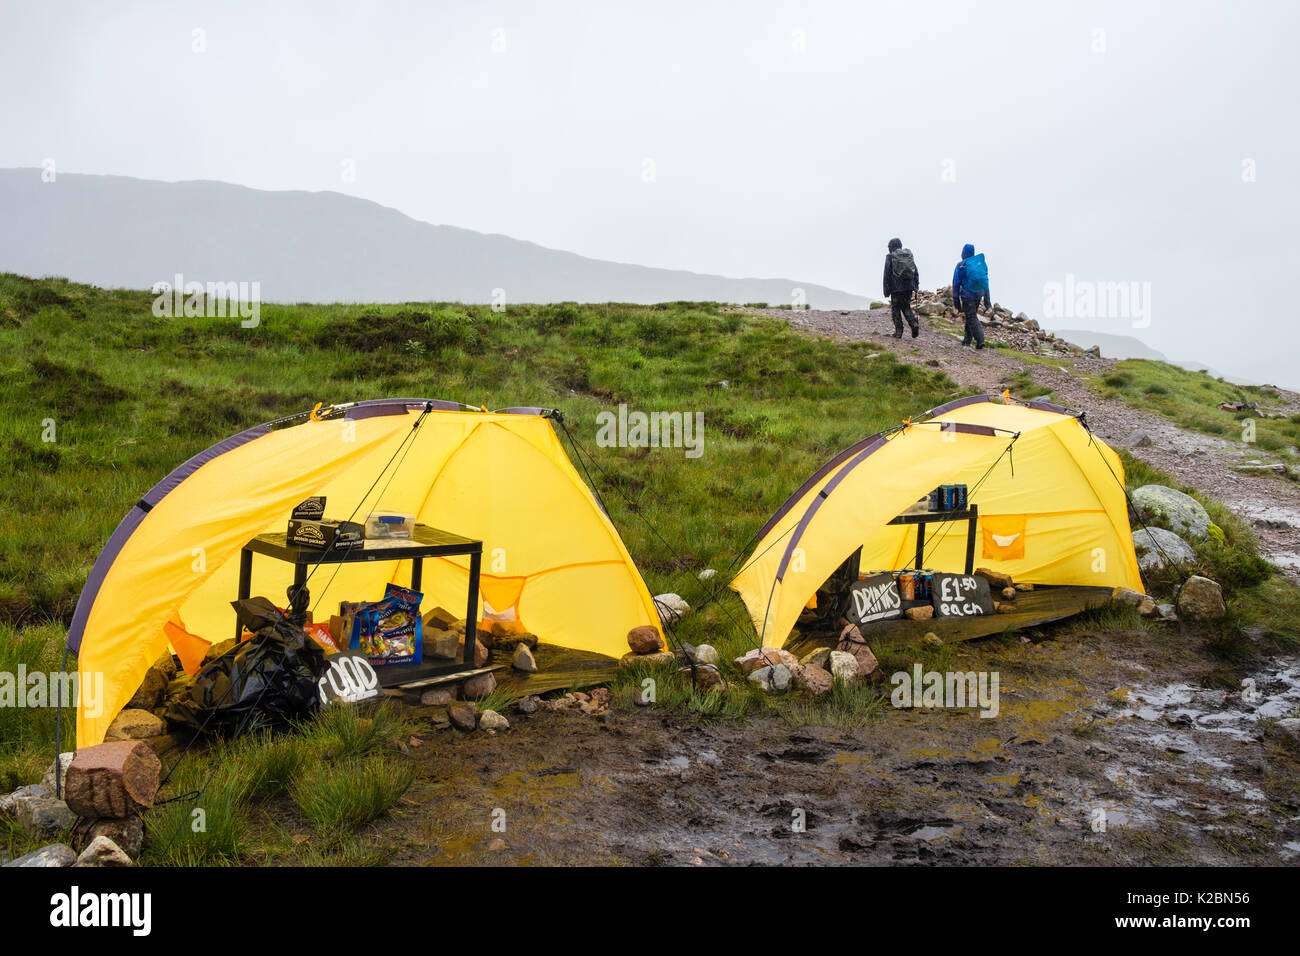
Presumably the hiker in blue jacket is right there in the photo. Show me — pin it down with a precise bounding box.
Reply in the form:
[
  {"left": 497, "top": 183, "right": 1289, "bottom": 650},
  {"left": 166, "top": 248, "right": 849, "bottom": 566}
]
[
  {"left": 883, "top": 237, "right": 920, "bottom": 338},
  {"left": 952, "top": 243, "right": 991, "bottom": 349}
]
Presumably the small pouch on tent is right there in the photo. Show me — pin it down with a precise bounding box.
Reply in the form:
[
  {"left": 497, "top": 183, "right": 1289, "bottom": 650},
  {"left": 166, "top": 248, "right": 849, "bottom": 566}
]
[{"left": 981, "top": 514, "right": 1028, "bottom": 561}]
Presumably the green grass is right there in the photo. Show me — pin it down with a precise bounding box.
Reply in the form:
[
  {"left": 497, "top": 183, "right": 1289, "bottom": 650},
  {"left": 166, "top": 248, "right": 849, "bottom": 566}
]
[
  {"left": 139, "top": 701, "right": 414, "bottom": 865},
  {"left": 1092, "top": 359, "right": 1300, "bottom": 460}
]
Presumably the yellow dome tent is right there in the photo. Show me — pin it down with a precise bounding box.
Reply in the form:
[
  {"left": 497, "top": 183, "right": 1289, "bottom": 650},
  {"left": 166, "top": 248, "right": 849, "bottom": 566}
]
[
  {"left": 67, "top": 399, "right": 660, "bottom": 747},
  {"left": 730, "top": 396, "right": 1144, "bottom": 648}
]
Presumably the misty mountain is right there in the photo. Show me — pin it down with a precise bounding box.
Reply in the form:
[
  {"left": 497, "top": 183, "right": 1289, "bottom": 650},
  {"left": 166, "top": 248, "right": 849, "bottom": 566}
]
[{"left": 0, "top": 169, "right": 866, "bottom": 309}]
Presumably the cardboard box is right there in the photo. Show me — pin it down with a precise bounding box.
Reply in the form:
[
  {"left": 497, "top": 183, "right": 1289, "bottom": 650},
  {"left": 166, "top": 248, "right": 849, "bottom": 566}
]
[{"left": 287, "top": 518, "right": 364, "bottom": 550}]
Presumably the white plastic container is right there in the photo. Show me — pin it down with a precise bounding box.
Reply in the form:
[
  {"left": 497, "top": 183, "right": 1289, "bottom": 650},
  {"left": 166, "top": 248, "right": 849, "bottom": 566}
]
[{"left": 364, "top": 511, "right": 416, "bottom": 539}]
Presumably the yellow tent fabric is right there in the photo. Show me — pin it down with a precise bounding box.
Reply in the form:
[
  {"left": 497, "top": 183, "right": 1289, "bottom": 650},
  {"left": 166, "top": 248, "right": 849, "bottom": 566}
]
[
  {"left": 730, "top": 397, "right": 1143, "bottom": 647},
  {"left": 68, "top": 400, "right": 660, "bottom": 747}
]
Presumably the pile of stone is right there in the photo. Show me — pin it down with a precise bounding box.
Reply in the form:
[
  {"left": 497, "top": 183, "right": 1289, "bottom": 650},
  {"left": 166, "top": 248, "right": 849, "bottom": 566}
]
[
  {"left": 907, "top": 288, "right": 1100, "bottom": 360},
  {"left": 975, "top": 567, "right": 1025, "bottom": 614},
  {"left": 1, "top": 739, "right": 160, "bottom": 867},
  {"left": 619, "top": 624, "right": 675, "bottom": 667}
]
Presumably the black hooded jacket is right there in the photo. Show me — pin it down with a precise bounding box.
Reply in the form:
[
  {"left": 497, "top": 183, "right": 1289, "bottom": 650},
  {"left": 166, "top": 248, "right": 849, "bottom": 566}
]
[{"left": 883, "top": 238, "right": 919, "bottom": 296}]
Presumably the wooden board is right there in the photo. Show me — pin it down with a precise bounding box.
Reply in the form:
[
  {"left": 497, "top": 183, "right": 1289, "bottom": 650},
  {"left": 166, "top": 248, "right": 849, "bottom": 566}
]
[
  {"left": 491, "top": 643, "right": 619, "bottom": 697},
  {"left": 785, "top": 584, "right": 1113, "bottom": 659}
]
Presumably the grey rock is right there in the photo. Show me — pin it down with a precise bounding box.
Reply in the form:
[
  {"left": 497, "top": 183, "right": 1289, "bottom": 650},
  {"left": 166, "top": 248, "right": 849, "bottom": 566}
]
[
  {"left": 1176, "top": 575, "right": 1226, "bottom": 622},
  {"left": 1131, "top": 485, "right": 1212, "bottom": 538},
  {"left": 3, "top": 843, "right": 77, "bottom": 867},
  {"left": 1132, "top": 526, "right": 1195, "bottom": 571},
  {"left": 770, "top": 664, "right": 792, "bottom": 692},
  {"left": 42, "top": 753, "right": 75, "bottom": 797},
  {"left": 74, "top": 835, "right": 133, "bottom": 867},
  {"left": 1122, "top": 429, "right": 1152, "bottom": 448},
  {"left": 478, "top": 709, "right": 510, "bottom": 732},
  {"left": 14, "top": 793, "right": 77, "bottom": 834},
  {"left": 511, "top": 643, "right": 538, "bottom": 673}
]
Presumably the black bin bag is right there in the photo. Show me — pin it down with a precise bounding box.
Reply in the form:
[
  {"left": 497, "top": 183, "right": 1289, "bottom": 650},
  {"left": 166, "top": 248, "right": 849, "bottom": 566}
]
[{"left": 167, "top": 597, "right": 327, "bottom": 736}]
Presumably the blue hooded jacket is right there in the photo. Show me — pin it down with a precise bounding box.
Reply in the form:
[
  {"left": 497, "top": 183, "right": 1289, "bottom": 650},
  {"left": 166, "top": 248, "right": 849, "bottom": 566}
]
[{"left": 952, "top": 243, "right": 990, "bottom": 308}]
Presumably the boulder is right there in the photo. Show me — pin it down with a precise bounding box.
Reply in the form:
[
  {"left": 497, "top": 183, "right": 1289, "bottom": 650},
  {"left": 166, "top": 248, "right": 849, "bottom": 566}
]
[
  {"left": 1176, "top": 576, "right": 1226, "bottom": 622},
  {"left": 461, "top": 672, "right": 498, "bottom": 700},
  {"left": 834, "top": 625, "right": 879, "bottom": 677},
  {"left": 828, "top": 650, "right": 860, "bottom": 682},
  {"left": 105, "top": 708, "right": 165, "bottom": 741},
  {"left": 126, "top": 666, "right": 168, "bottom": 711},
  {"left": 493, "top": 631, "right": 539, "bottom": 652},
  {"left": 1122, "top": 429, "right": 1152, "bottom": 449},
  {"left": 693, "top": 643, "right": 720, "bottom": 666},
  {"left": 77, "top": 816, "right": 144, "bottom": 860},
  {"left": 626, "top": 625, "right": 664, "bottom": 655},
  {"left": 3, "top": 844, "right": 77, "bottom": 867},
  {"left": 747, "top": 666, "right": 774, "bottom": 691},
  {"left": 64, "top": 741, "right": 161, "bottom": 819},
  {"left": 42, "top": 752, "right": 75, "bottom": 796},
  {"left": 1001, "top": 587, "right": 1016, "bottom": 600},
  {"left": 425, "top": 628, "right": 461, "bottom": 660},
  {"left": 448, "top": 701, "right": 478, "bottom": 732},
  {"left": 733, "top": 647, "right": 800, "bottom": 674},
  {"left": 0, "top": 783, "right": 44, "bottom": 817},
  {"left": 1132, "top": 526, "right": 1196, "bottom": 571},
  {"left": 422, "top": 606, "right": 459, "bottom": 630},
  {"left": 799, "top": 647, "right": 831, "bottom": 670},
  {"left": 976, "top": 568, "right": 1014, "bottom": 590},
  {"left": 619, "top": 650, "right": 676, "bottom": 667},
  {"left": 770, "top": 664, "right": 792, "bottom": 692},
  {"left": 455, "top": 637, "right": 490, "bottom": 668},
  {"left": 1131, "top": 485, "right": 1211, "bottom": 538},
  {"left": 511, "top": 644, "right": 538, "bottom": 673},
  {"left": 478, "top": 710, "right": 510, "bottom": 732},
  {"left": 1111, "top": 586, "right": 1150, "bottom": 607},
  {"left": 653, "top": 593, "right": 691, "bottom": 624},
  {"left": 419, "top": 686, "right": 458, "bottom": 706},
  {"left": 14, "top": 791, "right": 77, "bottom": 833},
  {"left": 904, "top": 605, "right": 934, "bottom": 622},
  {"left": 74, "top": 835, "right": 132, "bottom": 867},
  {"left": 1157, "top": 603, "right": 1177, "bottom": 621},
  {"left": 517, "top": 696, "right": 540, "bottom": 715},
  {"left": 794, "top": 663, "right": 833, "bottom": 697},
  {"left": 678, "top": 663, "right": 725, "bottom": 692}
]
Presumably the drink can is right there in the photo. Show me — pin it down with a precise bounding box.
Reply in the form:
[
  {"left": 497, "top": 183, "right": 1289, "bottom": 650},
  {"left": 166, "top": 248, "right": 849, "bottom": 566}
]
[
  {"left": 954, "top": 484, "right": 968, "bottom": 509},
  {"left": 898, "top": 572, "right": 916, "bottom": 601},
  {"left": 928, "top": 487, "right": 943, "bottom": 511}
]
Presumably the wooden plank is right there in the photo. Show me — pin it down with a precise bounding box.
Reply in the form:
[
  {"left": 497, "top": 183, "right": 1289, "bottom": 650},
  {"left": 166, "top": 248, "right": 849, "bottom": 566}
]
[
  {"left": 493, "top": 643, "right": 619, "bottom": 697},
  {"left": 785, "top": 584, "right": 1112, "bottom": 658}
]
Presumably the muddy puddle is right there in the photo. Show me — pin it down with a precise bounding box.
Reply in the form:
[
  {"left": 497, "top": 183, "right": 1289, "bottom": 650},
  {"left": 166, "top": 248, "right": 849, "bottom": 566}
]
[{"left": 383, "top": 629, "right": 1300, "bottom": 866}]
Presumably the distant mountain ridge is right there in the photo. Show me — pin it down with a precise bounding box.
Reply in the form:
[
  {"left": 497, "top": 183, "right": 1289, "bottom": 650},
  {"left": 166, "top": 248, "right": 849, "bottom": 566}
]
[{"left": 0, "top": 169, "right": 868, "bottom": 308}]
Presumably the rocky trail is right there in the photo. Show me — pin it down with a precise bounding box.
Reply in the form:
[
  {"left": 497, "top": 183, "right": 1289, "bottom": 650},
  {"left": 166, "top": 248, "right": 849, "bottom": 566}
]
[{"left": 751, "top": 304, "right": 1300, "bottom": 578}]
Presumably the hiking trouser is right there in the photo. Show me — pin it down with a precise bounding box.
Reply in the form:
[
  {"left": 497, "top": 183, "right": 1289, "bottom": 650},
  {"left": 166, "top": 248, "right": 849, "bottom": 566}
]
[
  {"left": 891, "top": 292, "right": 919, "bottom": 335},
  {"left": 961, "top": 296, "right": 985, "bottom": 347}
]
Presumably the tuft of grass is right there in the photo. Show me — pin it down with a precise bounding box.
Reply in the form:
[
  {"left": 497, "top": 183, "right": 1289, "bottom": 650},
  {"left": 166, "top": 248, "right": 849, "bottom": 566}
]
[{"left": 291, "top": 756, "right": 414, "bottom": 839}]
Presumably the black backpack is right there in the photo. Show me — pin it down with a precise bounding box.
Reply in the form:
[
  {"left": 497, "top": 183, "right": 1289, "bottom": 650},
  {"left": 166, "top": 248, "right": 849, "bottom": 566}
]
[{"left": 890, "top": 249, "right": 917, "bottom": 283}]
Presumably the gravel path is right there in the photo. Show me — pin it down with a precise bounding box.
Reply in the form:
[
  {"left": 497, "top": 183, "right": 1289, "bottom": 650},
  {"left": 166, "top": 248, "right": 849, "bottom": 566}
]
[{"left": 750, "top": 306, "right": 1300, "bottom": 578}]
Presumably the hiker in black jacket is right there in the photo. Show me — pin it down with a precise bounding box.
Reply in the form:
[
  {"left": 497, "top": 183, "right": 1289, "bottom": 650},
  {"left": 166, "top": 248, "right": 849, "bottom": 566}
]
[{"left": 883, "top": 238, "right": 920, "bottom": 338}]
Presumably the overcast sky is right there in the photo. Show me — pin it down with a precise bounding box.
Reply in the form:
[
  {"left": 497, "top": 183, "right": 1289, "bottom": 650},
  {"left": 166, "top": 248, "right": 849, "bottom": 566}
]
[{"left": 2, "top": 0, "right": 1297, "bottom": 385}]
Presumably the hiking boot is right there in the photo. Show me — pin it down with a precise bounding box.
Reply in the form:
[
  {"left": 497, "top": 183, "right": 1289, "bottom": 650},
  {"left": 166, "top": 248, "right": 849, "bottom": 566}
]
[
  {"left": 975, "top": 343, "right": 985, "bottom": 350},
  {"left": 891, "top": 331, "right": 903, "bottom": 338},
  {"left": 911, "top": 325, "right": 920, "bottom": 338}
]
